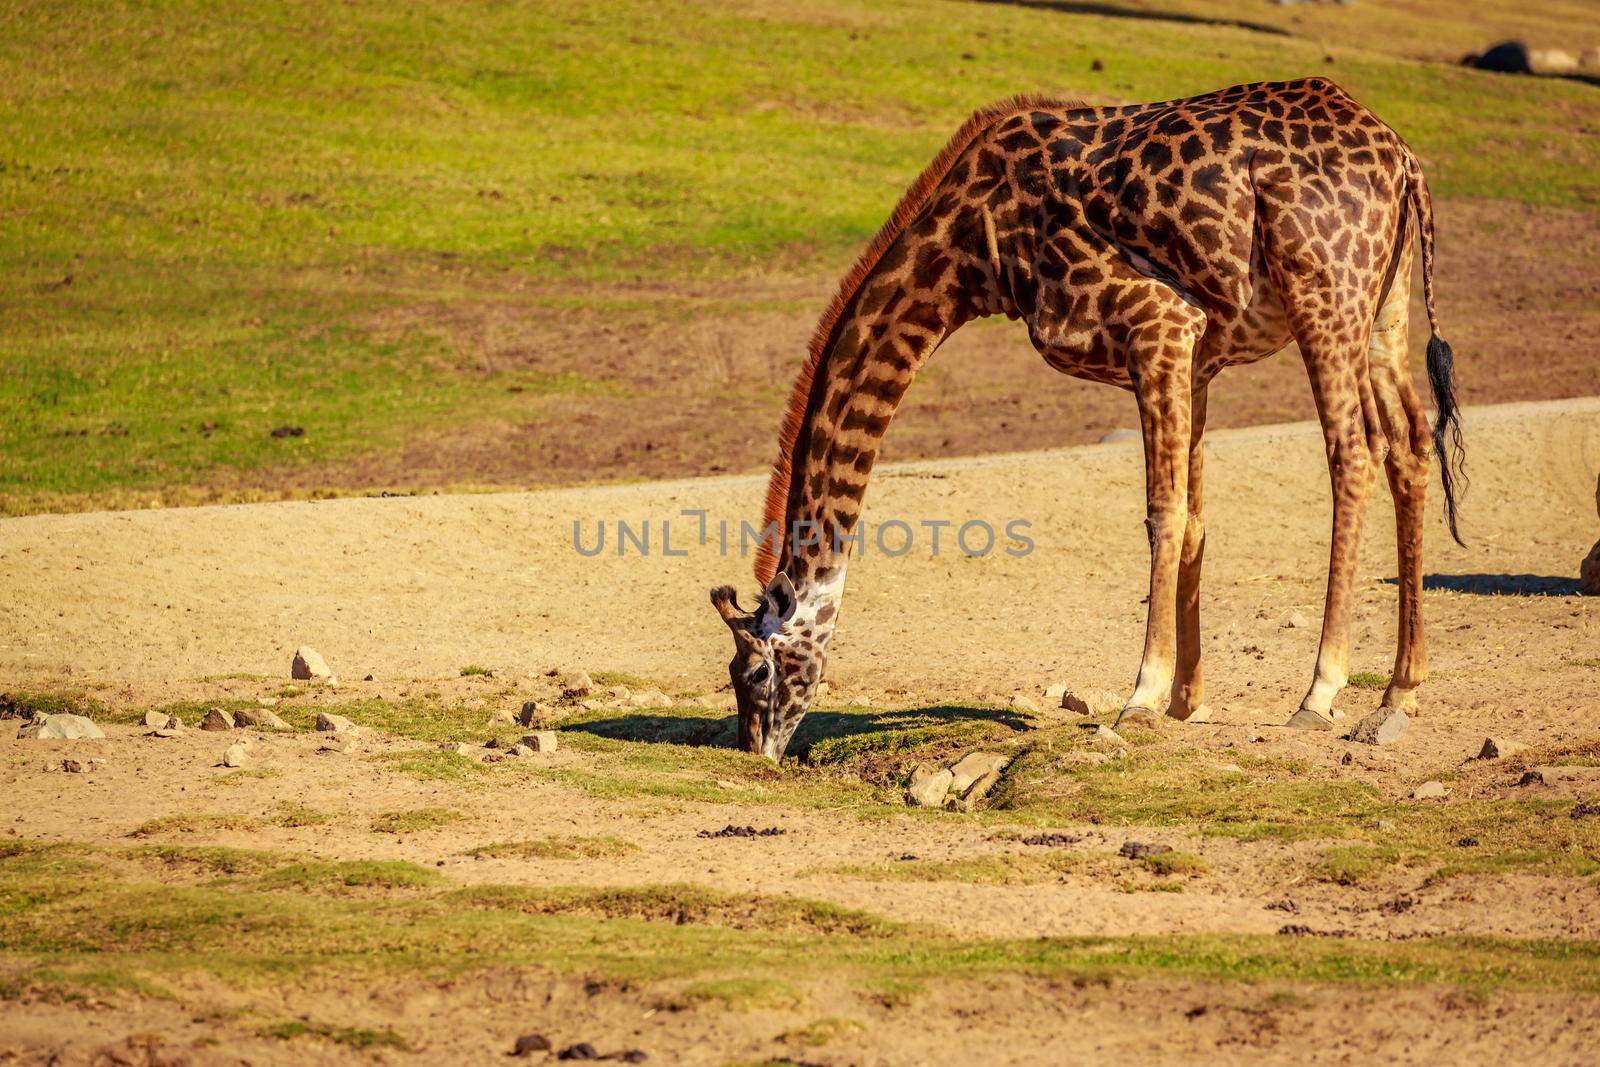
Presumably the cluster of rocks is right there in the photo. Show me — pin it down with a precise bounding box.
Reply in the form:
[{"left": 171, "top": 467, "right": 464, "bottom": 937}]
[
  {"left": 1008, "top": 683, "right": 1118, "bottom": 718},
  {"left": 440, "top": 730, "right": 558, "bottom": 763},
  {"left": 510, "top": 1034, "right": 645, "bottom": 1062},
  {"left": 906, "top": 751, "right": 1010, "bottom": 810}
]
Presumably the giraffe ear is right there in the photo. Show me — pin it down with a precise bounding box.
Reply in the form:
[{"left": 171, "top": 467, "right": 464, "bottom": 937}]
[
  {"left": 710, "top": 585, "right": 752, "bottom": 627},
  {"left": 759, "top": 573, "right": 797, "bottom": 630}
]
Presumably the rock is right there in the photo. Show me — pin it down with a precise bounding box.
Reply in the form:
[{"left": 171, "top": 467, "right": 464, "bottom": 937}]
[
  {"left": 509, "top": 743, "right": 534, "bottom": 757},
  {"left": 439, "top": 742, "right": 472, "bottom": 756},
  {"left": 153, "top": 727, "right": 183, "bottom": 739},
  {"left": 1089, "top": 725, "right": 1125, "bottom": 747},
  {"left": 520, "top": 731, "right": 558, "bottom": 752},
  {"left": 199, "top": 707, "right": 233, "bottom": 731},
  {"left": 487, "top": 707, "right": 517, "bottom": 726},
  {"left": 233, "top": 707, "right": 287, "bottom": 729},
  {"left": 517, "top": 701, "right": 546, "bottom": 727},
  {"left": 511, "top": 1033, "right": 552, "bottom": 1057},
  {"left": 1528, "top": 48, "right": 1578, "bottom": 73},
  {"left": 1515, "top": 765, "right": 1600, "bottom": 795},
  {"left": 319, "top": 734, "right": 360, "bottom": 754},
  {"left": 60, "top": 759, "right": 85, "bottom": 773},
  {"left": 906, "top": 764, "right": 954, "bottom": 807},
  {"left": 630, "top": 689, "right": 672, "bottom": 708},
  {"left": 222, "top": 743, "right": 249, "bottom": 768},
  {"left": 605, "top": 685, "right": 631, "bottom": 701},
  {"left": 559, "top": 670, "right": 593, "bottom": 698},
  {"left": 959, "top": 767, "right": 1006, "bottom": 809},
  {"left": 1119, "top": 841, "right": 1172, "bottom": 860},
  {"left": 1580, "top": 538, "right": 1600, "bottom": 597},
  {"left": 315, "top": 712, "right": 358, "bottom": 734},
  {"left": 1284, "top": 610, "right": 1311, "bottom": 629},
  {"left": 948, "top": 752, "right": 1009, "bottom": 794},
  {"left": 291, "top": 646, "right": 332, "bottom": 681},
  {"left": 1348, "top": 707, "right": 1409, "bottom": 745},
  {"left": 1467, "top": 40, "right": 1532, "bottom": 73},
  {"left": 1411, "top": 780, "right": 1448, "bottom": 800},
  {"left": 1008, "top": 693, "right": 1039, "bottom": 713},
  {"left": 1098, "top": 427, "right": 1140, "bottom": 444},
  {"left": 17, "top": 713, "right": 106, "bottom": 740},
  {"left": 558, "top": 1043, "right": 598, "bottom": 1061},
  {"left": 1060, "top": 692, "right": 1091, "bottom": 715},
  {"left": 484, "top": 736, "right": 502, "bottom": 749},
  {"left": 1043, "top": 682, "right": 1068, "bottom": 705},
  {"left": 1477, "top": 736, "right": 1528, "bottom": 760},
  {"left": 141, "top": 710, "right": 170, "bottom": 728},
  {"left": 696, "top": 693, "right": 737, "bottom": 711}
]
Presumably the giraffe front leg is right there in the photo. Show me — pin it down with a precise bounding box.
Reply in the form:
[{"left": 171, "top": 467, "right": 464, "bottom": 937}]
[
  {"left": 1167, "top": 386, "right": 1209, "bottom": 722},
  {"left": 1115, "top": 322, "right": 1199, "bottom": 732}
]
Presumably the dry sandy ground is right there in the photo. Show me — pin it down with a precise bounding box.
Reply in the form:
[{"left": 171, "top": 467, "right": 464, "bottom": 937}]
[{"left": 3, "top": 397, "right": 1599, "bottom": 1063}]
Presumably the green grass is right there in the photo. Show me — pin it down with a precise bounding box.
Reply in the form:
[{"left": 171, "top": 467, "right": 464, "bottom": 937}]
[
  {"left": 464, "top": 836, "right": 639, "bottom": 861},
  {"left": 259, "top": 1020, "right": 409, "bottom": 1051},
  {"left": 1347, "top": 672, "right": 1390, "bottom": 691},
  {"left": 130, "top": 813, "right": 263, "bottom": 837},
  {"left": 369, "top": 807, "right": 466, "bottom": 834},
  {"left": 2, "top": 0, "right": 1594, "bottom": 511},
  {"left": 458, "top": 665, "right": 492, "bottom": 677}
]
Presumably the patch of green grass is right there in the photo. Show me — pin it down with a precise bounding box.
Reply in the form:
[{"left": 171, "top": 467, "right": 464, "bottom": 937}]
[
  {"left": 464, "top": 836, "right": 638, "bottom": 861},
  {"left": 369, "top": 808, "right": 466, "bottom": 835},
  {"left": 1313, "top": 845, "right": 1405, "bottom": 886},
  {"left": 266, "top": 802, "right": 329, "bottom": 828},
  {"left": 668, "top": 977, "right": 802, "bottom": 1011},
  {"left": 589, "top": 670, "right": 661, "bottom": 690},
  {"left": 1566, "top": 658, "right": 1600, "bottom": 670},
  {"left": 458, "top": 665, "right": 492, "bottom": 677},
  {"left": 259, "top": 1020, "right": 409, "bottom": 1051},
  {"left": 212, "top": 768, "right": 280, "bottom": 785},
  {"left": 130, "top": 813, "right": 263, "bottom": 838},
  {"left": 829, "top": 852, "right": 1095, "bottom": 886},
  {"left": 371, "top": 748, "right": 491, "bottom": 784},
  {"left": 778, "top": 1016, "right": 865, "bottom": 1048},
  {"left": 1347, "top": 672, "right": 1390, "bottom": 691},
  {"left": 0, "top": 689, "right": 109, "bottom": 721},
  {"left": 130, "top": 845, "right": 288, "bottom": 878},
  {"left": 254, "top": 860, "right": 443, "bottom": 893},
  {"left": 3, "top": 0, "right": 1593, "bottom": 512},
  {"left": 1141, "top": 851, "right": 1209, "bottom": 877}
]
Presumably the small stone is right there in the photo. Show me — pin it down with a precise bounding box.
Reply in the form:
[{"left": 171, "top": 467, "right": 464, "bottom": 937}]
[
  {"left": 141, "top": 710, "right": 170, "bottom": 728},
  {"left": 315, "top": 712, "right": 358, "bottom": 734},
  {"left": 199, "top": 707, "right": 233, "bottom": 732},
  {"left": 511, "top": 1033, "right": 552, "bottom": 1057},
  {"left": 559, "top": 670, "right": 593, "bottom": 698},
  {"left": 509, "top": 743, "right": 534, "bottom": 757},
  {"left": 1348, "top": 706, "right": 1409, "bottom": 745},
  {"left": 1411, "top": 780, "right": 1448, "bottom": 800},
  {"left": 557, "top": 1043, "right": 598, "bottom": 1061},
  {"left": 1089, "top": 725, "right": 1125, "bottom": 747},
  {"left": 61, "top": 759, "right": 85, "bottom": 773},
  {"left": 222, "top": 743, "right": 249, "bottom": 768},
  {"left": 1060, "top": 692, "right": 1091, "bottom": 715},
  {"left": 1478, "top": 736, "right": 1528, "bottom": 760},
  {"left": 487, "top": 707, "right": 517, "bottom": 726},
  {"left": 906, "top": 764, "right": 954, "bottom": 807},
  {"left": 291, "top": 646, "right": 332, "bottom": 681},
  {"left": 1119, "top": 841, "right": 1173, "bottom": 860},
  {"left": 1284, "top": 610, "right": 1312, "bottom": 629},
  {"left": 233, "top": 707, "right": 287, "bottom": 729},
  {"left": 520, "top": 731, "right": 558, "bottom": 752},
  {"left": 1043, "top": 682, "right": 1068, "bottom": 705},
  {"left": 484, "top": 736, "right": 502, "bottom": 749},
  {"left": 319, "top": 734, "right": 359, "bottom": 754},
  {"left": 605, "top": 685, "right": 631, "bottom": 701},
  {"left": 517, "top": 701, "right": 546, "bottom": 727},
  {"left": 630, "top": 689, "right": 672, "bottom": 708},
  {"left": 948, "top": 752, "right": 1009, "bottom": 794},
  {"left": 17, "top": 713, "right": 107, "bottom": 741},
  {"left": 1519, "top": 768, "right": 1547, "bottom": 787},
  {"left": 1008, "top": 693, "right": 1039, "bottom": 713},
  {"left": 153, "top": 728, "right": 183, "bottom": 739},
  {"left": 439, "top": 742, "right": 472, "bottom": 755}
]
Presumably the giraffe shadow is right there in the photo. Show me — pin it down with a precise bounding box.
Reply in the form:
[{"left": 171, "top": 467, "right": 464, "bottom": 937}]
[
  {"left": 973, "top": 0, "right": 1289, "bottom": 38},
  {"left": 565, "top": 704, "right": 1032, "bottom": 753},
  {"left": 1383, "top": 573, "right": 1585, "bottom": 597}
]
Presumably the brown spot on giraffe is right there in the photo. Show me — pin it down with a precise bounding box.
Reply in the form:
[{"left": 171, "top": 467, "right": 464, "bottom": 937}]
[{"left": 712, "top": 79, "right": 1465, "bottom": 759}]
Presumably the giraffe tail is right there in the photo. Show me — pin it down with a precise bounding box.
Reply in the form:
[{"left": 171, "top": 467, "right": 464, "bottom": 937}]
[{"left": 1404, "top": 154, "right": 1466, "bottom": 546}]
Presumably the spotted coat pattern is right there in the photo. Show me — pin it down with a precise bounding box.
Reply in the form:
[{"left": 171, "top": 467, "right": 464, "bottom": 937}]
[{"left": 714, "top": 79, "right": 1461, "bottom": 758}]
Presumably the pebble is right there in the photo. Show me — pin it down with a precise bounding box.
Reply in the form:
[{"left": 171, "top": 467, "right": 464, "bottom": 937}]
[
  {"left": 141, "top": 710, "right": 171, "bottom": 728},
  {"left": 319, "top": 735, "right": 360, "bottom": 754},
  {"left": 948, "top": 752, "right": 1009, "bottom": 794},
  {"left": 233, "top": 707, "right": 287, "bottom": 730},
  {"left": 1008, "top": 693, "right": 1039, "bottom": 713},
  {"left": 1119, "top": 841, "right": 1173, "bottom": 860},
  {"left": 518, "top": 701, "right": 546, "bottom": 727},
  {"left": 1089, "top": 725, "right": 1125, "bottom": 747},
  {"left": 1411, "top": 780, "right": 1448, "bottom": 800},
  {"left": 487, "top": 707, "right": 518, "bottom": 726},
  {"left": 629, "top": 689, "right": 673, "bottom": 708},
  {"left": 511, "top": 1033, "right": 552, "bottom": 1057},
  {"left": 1477, "top": 736, "right": 1527, "bottom": 760},
  {"left": 558, "top": 1043, "right": 598, "bottom": 1061},
  {"left": 199, "top": 707, "right": 233, "bottom": 732},
  {"left": 222, "top": 743, "right": 249, "bottom": 768},
  {"left": 291, "top": 646, "right": 333, "bottom": 681},
  {"left": 1043, "top": 683, "right": 1069, "bottom": 705},
  {"left": 1348, "top": 706, "right": 1408, "bottom": 745},
  {"left": 17, "top": 714, "right": 105, "bottom": 741},
  {"left": 439, "top": 742, "right": 473, "bottom": 756},
  {"left": 559, "top": 670, "right": 593, "bottom": 697},
  {"left": 520, "top": 731, "right": 558, "bottom": 752},
  {"left": 906, "top": 764, "right": 954, "bottom": 807},
  {"left": 509, "top": 743, "right": 534, "bottom": 757},
  {"left": 1284, "top": 610, "right": 1312, "bottom": 629},
  {"left": 315, "top": 712, "right": 358, "bottom": 734}
]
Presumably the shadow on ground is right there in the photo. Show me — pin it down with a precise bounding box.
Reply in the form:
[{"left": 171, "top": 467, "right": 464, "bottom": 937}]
[
  {"left": 564, "top": 704, "right": 1034, "bottom": 758},
  {"left": 1388, "top": 573, "right": 1586, "bottom": 597},
  {"left": 975, "top": 0, "right": 1288, "bottom": 37}
]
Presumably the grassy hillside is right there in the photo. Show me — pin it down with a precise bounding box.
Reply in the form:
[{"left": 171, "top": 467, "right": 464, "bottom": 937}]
[{"left": 2, "top": 0, "right": 1597, "bottom": 513}]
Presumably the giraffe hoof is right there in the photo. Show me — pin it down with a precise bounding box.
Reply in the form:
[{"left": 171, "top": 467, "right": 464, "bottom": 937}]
[
  {"left": 1284, "top": 706, "right": 1335, "bottom": 732},
  {"left": 1114, "top": 706, "right": 1161, "bottom": 730},
  {"left": 1167, "top": 703, "right": 1213, "bottom": 723}
]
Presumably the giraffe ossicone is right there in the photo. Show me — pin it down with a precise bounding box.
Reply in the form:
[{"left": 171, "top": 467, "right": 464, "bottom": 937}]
[{"left": 712, "top": 78, "right": 1463, "bottom": 759}]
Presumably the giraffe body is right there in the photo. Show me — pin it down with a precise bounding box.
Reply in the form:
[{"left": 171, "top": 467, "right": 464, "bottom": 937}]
[{"left": 713, "top": 78, "right": 1463, "bottom": 758}]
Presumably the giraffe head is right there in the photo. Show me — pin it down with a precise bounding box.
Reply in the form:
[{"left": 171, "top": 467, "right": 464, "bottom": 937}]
[{"left": 709, "top": 574, "right": 826, "bottom": 760}]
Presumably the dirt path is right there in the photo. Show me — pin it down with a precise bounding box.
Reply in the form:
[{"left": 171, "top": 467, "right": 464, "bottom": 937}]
[{"left": 4, "top": 397, "right": 1599, "bottom": 1064}]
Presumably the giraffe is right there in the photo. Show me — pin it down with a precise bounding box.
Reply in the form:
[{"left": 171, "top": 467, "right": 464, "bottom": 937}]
[{"left": 710, "top": 78, "right": 1464, "bottom": 760}]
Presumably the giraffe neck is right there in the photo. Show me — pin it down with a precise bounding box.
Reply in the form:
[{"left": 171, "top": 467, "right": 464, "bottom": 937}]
[{"left": 775, "top": 234, "right": 988, "bottom": 622}]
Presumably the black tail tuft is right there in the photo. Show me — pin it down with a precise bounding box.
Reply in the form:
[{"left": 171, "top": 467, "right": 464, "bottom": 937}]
[{"left": 1425, "top": 332, "right": 1466, "bottom": 545}]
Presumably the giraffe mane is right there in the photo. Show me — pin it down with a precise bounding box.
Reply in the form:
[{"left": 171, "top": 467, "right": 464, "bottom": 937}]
[{"left": 754, "top": 93, "right": 1080, "bottom": 586}]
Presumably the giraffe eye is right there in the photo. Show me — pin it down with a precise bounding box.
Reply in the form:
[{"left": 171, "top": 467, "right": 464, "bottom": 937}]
[{"left": 746, "top": 662, "right": 771, "bottom": 688}]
